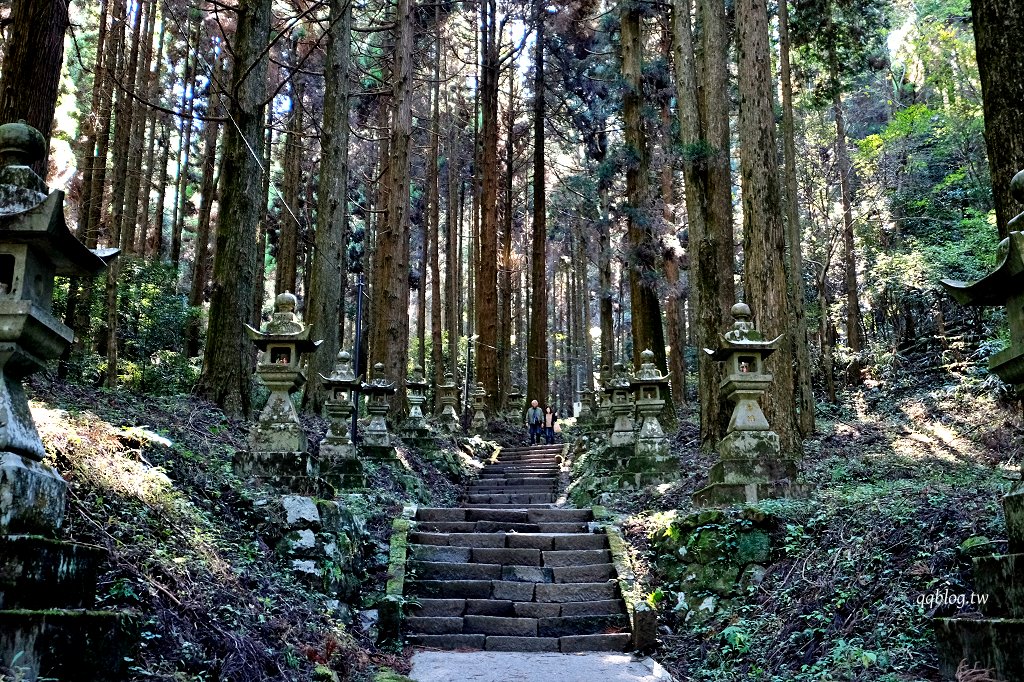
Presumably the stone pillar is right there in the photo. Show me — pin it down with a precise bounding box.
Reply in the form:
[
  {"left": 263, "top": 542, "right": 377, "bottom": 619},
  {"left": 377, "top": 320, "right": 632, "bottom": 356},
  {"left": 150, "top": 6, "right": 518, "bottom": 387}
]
[
  {"left": 361, "top": 362, "right": 397, "bottom": 460},
  {"left": 470, "top": 381, "right": 488, "bottom": 432},
  {"left": 577, "top": 386, "right": 595, "bottom": 422},
  {"left": 0, "top": 121, "right": 130, "bottom": 680},
  {"left": 436, "top": 373, "right": 460, "bottom": 432},
  {"left": 234, "top": 292, "right": 322, "bottom": 491},
  {"left": 318, "top": 350, "right": 364, "bottom": 489},
  {"left": 693, "top": 303, "right": 804, "bottom": 506}
]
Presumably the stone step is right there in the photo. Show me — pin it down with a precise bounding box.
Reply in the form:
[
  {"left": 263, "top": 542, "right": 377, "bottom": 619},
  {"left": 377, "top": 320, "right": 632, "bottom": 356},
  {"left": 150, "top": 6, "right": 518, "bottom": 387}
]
[
  {"left": 467, "top": 479, "right": 558, "bottom": 487},
  {"left": 407, "top": 632, "right": 630, "bottom": 653},
  {"left": 409, "top": 598, "right": 624, "bottom": 619},
  {"left": 464, "top": 494, "right": 557, "bottom": 505},
  {"left": 406, "top": 613, "right": 629, "bottom": 639},
  {"left": 464, "top": 487, "right": 557, "bottom": 494},
  {"left": 542, "top": 549, "right": 612, "bottom": 567},
  {"left": 409, "top": 532, "right": 608, "bottom": 550},
  {"left": 415, "top": 508, "right": 591, "bottom": 524},
  {"left": 410, "top": 579, "right": 620, "bottom": 602},
  {"left": 414, "top": 521, "right": 589, "bottom": 533}
]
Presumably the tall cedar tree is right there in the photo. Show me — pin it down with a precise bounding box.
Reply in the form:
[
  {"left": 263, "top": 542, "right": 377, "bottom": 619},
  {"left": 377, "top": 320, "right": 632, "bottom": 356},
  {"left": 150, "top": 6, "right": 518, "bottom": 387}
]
[
  {"left": 778, "top": 0, "right": 815, "bottom": 435},
  {"left": 972, "top": 0, "right": 1024, "bottom": 236},
  {"left": 620, "top": 1, "right": 671, "bottom": 387},
  {"left": 736, "top": 0, "right": 800, "bottom": 453},
  {"left": 198, "top": 0, "right": 273, "bottom": 417},
  {"left": 304, "top": 0, "right": 353, "bottom": 409},
  {"left": 369, "top": 0, "right": 414, "bottom": 415},
  {"left": 476, "top": 0, "right": 501, "bottom": 409},
  {"left": 0, "top": 0, "right": 69, "bottom": 176},
  {"left": 527, "top": 0, "right": 549, "bottom": 407},
  {"left": 672, "top": 0, "right": 734, "bottom": 451}
]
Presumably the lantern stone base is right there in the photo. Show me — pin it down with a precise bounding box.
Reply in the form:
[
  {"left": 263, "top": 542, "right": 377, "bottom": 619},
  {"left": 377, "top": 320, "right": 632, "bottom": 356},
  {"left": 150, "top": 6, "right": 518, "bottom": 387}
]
[
  {"left": 361, "top": 444, "right": 398, "bottom": 462},
  {"left": 586, "top": 444, "right": 678, "bottom": 491},
  {"left": 0, "top": 535, "right": 103, "bottom": 609},
  {"left": 319, "top": 443, "right": 366, "bottom": 490},
  {"left": 249, "top": 421, "right": 308, "bottom": 454},
  {"left": 707, "top": 457, "right": 799, "bottom": 485},
  {"left": 0, "top": 609, "right": 134, "bottom": 682},
  {"left": 692, "top": 480, "right": 807, "bottom": 506},
  {"left": 471, "top": 410, "right": 487, "bottom": 432},
  {"left": 233, "top": 450, "right": 322, "bottom": 494},
  {"left": 0, "top": 452, "right": 66, "bottom": 535},
  {"left": 934, "top": 618, "right": 1024, "bottom": 682}
]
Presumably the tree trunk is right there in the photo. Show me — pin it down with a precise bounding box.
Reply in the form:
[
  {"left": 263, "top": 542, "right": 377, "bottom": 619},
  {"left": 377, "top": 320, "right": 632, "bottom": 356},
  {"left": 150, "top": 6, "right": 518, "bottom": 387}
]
[
  {"left": 186, "top": 53, "right": 226, "bottom": 357},
  {"left": 621, "top": 2, "right": 671, "bottom": 397},
  {"left": 972, "top": 0, "right": 1024, "bottom": 237},
  {"left": 198, "top": 0, "right": 272, "bottom": 417},
  {"left": 151, "top": 112, "right": 171, "bottom": 257},
  {"left": 171, "top": 15, "right": 201, "bottom": 268},
  {"left": 527, "top": 0, "right": 549, "bottom": 407},
  {"left": 834, "top": 88, "right": 863, "bottom": 383},
  {"left": 137, "top": 12, "right": 167, "bottom": 255},
  {"left": 277, "top": 44, "right": 303, "bottom": 296},
  {"left": 778, "top": 0, "right": 815, "bottom": 436},
  {"left": 121, "top": 0, "right": 158, "bottom": 254},
  {"left": 736, "top": 0, "right": 798, "bottom": 452},
  {"left": 675, "top": 0, "right": 735, "bottom": 451},
  {"left": 305, "top": 0, "right": 352, "bottom": 410},
  {"left": 0, "top": 0, "right": 69, "bottom": 177},
  {"left": 499, "top": 64, "right": 516, "bottom": 408},
  {"left": 369, "top": 0, "right": 414, "bottom": 416},
  {"left": 429, "top": 4, "right": 444, "bottom": 408}
]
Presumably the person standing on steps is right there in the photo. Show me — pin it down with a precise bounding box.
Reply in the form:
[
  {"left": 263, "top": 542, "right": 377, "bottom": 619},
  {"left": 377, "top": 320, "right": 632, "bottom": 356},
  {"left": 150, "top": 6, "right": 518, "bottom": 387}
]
[
  {"left": 527, "top": 399, "right": 544, "bottom": 444},
  {"left": 544, "top": 406, "right": 558, "bottom": 445}
]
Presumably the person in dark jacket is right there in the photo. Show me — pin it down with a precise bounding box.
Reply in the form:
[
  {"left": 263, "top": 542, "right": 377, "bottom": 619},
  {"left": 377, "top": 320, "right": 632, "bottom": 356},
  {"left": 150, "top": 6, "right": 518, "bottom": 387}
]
[{"left": 526, "top": 399, "right": 543, "bottom": 444}]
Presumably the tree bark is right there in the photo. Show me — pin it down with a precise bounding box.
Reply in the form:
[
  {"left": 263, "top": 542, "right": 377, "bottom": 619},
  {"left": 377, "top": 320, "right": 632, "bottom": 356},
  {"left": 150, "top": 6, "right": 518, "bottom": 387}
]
[
  {"left": 736, "top": 0, "right": 798, "bottom": 452},
  {"left": 121, "top": 0, "right": 158, "bottom": 254},
  {"left": 834, "top": 88, "right": 863, "bottom": 383},
  {"left": 0, "top": 0, "right": 69, "bottom": 177},
  {"left": 778, "top": 0, "right": 815, "bottom": 436},
  {"left": 526, "top": 1, "right": 549, "bottom": 407},
  {"left": 972, "top": 0, "right": 1024, "bottom": 237},
  {"left": 304, "top": 0, "right": 352, "bottom": 410},
  {"left": 171, "top": 15, "right": 201, "bottom": 268},
  {"left": 428, "top": 4, "right": 444, "bottom": 408},
  {"left": 137, "top": 12, "right": 167, "bottom": 254},
  {"left": 198, "top": 0, "right": 272, "bottom": 417},
  {"left": 277, "top": 42, "right": 303, "bottom": 296},
  {"left": 369, "top": 0, "right": 414, "bottom": 416},
  {"left": 620, "top": 2, "right": 670, "bottom": 384}
]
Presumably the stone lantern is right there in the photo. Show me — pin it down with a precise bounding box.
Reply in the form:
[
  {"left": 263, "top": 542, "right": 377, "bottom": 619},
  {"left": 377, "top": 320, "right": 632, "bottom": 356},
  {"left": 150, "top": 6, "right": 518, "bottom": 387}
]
[
  {"left": 236, "top": 292, "right": 321, "bottom": 487},
  {"left": 470, "top": 381, "right": 489, "bottom": 431},
  {"left": 403, "top": 365, "right": 431, "bottom": 442},
  {"left": 595, "top": 365, "right": 613, "bottom": 427},
  {"left": 0, "top": 121, "right": 129, "bottom": 680},
  {"left": 693, "top": 302, "right": 802, "bottom": 506},
  {"left": 0, "top": 122, "right": 116, "bottom": 535},
  {"left": 318, "top": 350, "right": 364, "bottom": 489},
  {"left": 577, "top": 384, "right": 595, "bottom": 422},
  {"left": 436, "top": 372, "right": 460, "bottom": 431},
  {"left": 506, "top": 382, "right": 526, "bottom": 421},
  {"left": 627, "top": 349, "right": 678, "bottom": 487},
  {"left": 607, "top": 362, "right": 636, "bottom": 447},
  {"left": 935, "top": 169, "right": 1024, "bottom": 679},
  {"left": 361, "top": 362, "right": 397, "bottom": 459}
]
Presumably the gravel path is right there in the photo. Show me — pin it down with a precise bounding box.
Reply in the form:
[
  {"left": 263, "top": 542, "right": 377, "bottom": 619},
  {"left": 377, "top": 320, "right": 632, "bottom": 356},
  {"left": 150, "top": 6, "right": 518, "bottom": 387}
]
[{"left": 408, "top": 650, "right": 674, "bottom": 682}]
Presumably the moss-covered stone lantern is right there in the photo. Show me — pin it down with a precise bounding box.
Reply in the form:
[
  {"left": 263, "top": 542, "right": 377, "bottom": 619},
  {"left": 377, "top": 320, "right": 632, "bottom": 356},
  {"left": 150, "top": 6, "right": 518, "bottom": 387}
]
[
  {"left": 0, "top": 121, "right": 116, "bottom": 535},
  {"left": 436, "top": 372, "right": 460, "bottom": 432},
  {"left": 236, "top": 292, "right": 321, "bottom": 488},
  {"left": 506, "top": 382, "right": 526, "bottom": 421},
  {"left": 935, "top": 169, "right": 1024, "bottom": 680},
  {"left": 607, "top": 362, "right": 636, "bottom": 447},
  {"left": 361, "top": 362, "right": 397, "bottom": 459},
  {"left": 403, "top": 364, "right": 431, "bottom": 442},
  {"left": 0, "top": 121, "right": 130, "bottom": 680},
  {"left": 693, "top": 302, "right": 802, "bottom": 506},
  {"left": 629, "top": 349, "right": 677, "bottom": 486},
  {"left": 470, "top": 381, "right": 488, "bottom": 431},
  {"left": 318, "top": 350, "right": 364, "bottom": 489}
]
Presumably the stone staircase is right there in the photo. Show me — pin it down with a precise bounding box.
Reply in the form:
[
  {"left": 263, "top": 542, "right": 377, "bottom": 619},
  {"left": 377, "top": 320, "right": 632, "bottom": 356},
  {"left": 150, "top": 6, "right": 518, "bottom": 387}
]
[{"left": 403, "top": 444, "right": 632, "bottom": 652}]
